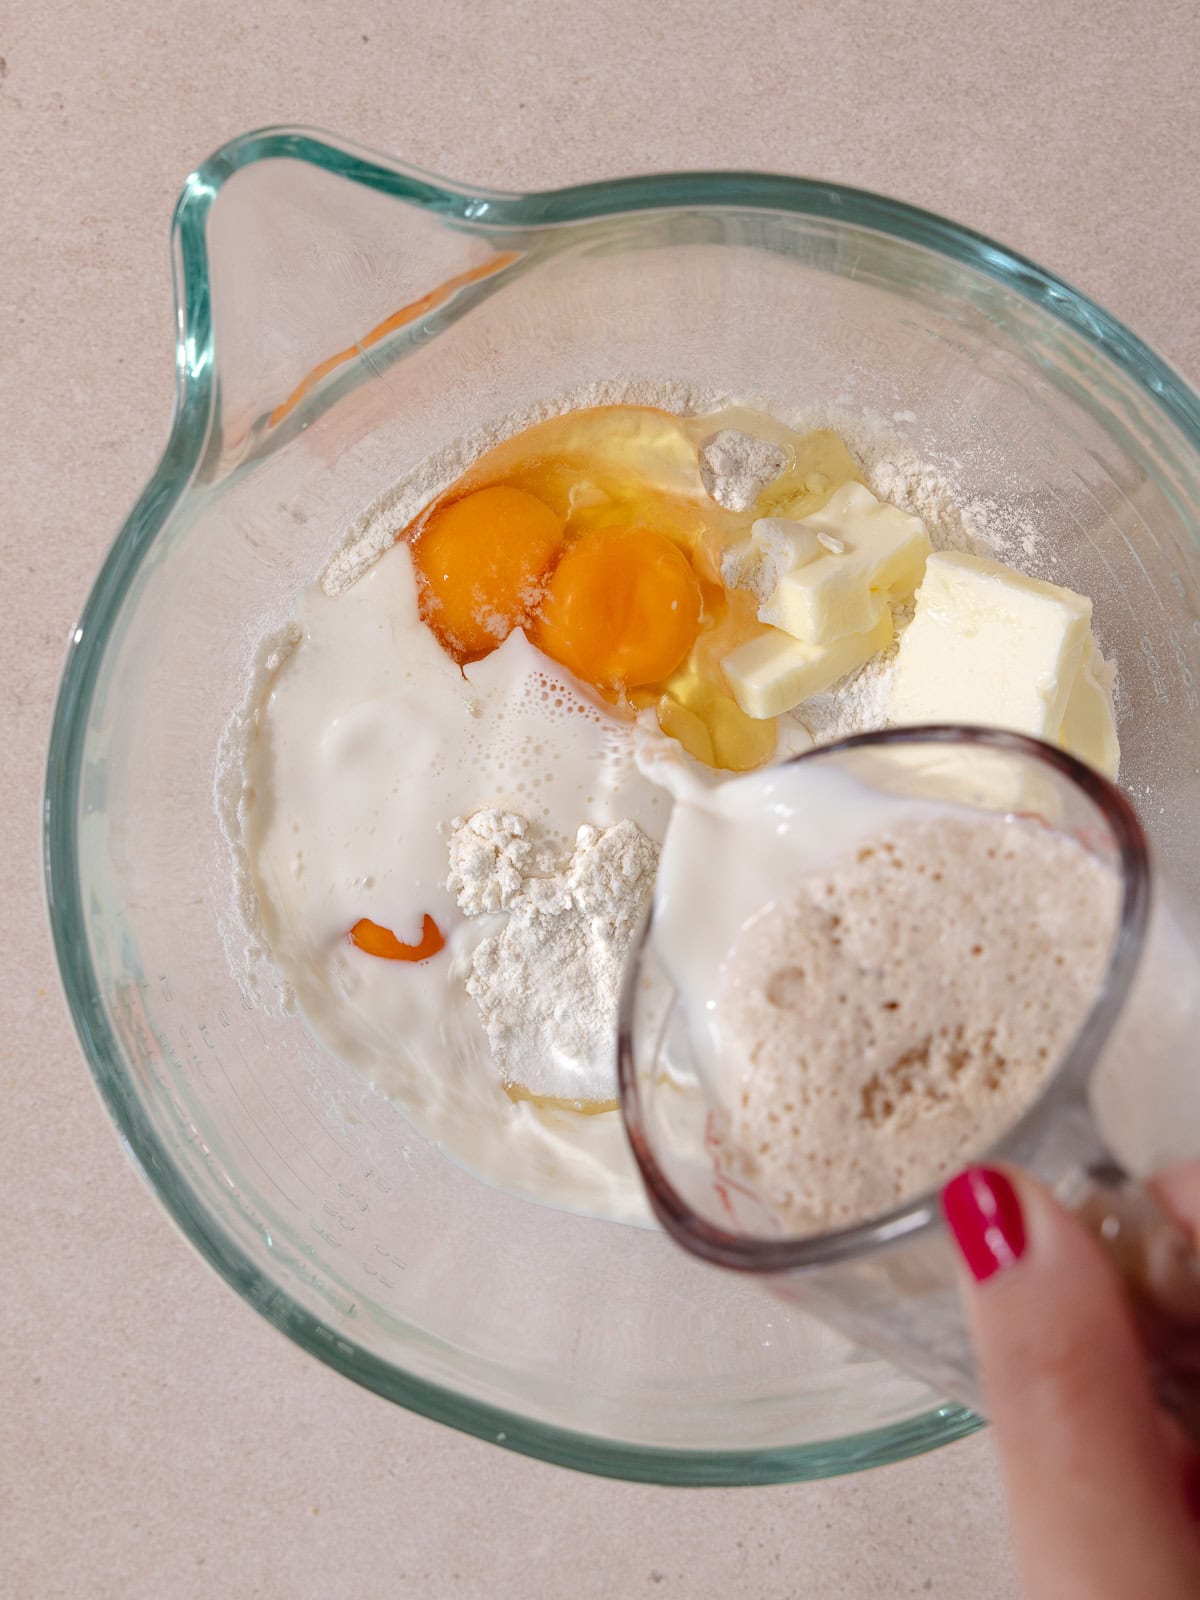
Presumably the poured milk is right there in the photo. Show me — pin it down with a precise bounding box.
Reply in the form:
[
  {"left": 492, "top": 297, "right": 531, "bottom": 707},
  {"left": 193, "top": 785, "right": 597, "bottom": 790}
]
[{"left": 242, "top": 544, "right": 670, "bottom": 1222}]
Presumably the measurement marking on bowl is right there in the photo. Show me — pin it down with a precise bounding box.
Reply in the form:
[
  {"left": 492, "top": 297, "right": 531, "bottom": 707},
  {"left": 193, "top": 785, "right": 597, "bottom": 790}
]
[
  {"left": 249, "top": 1015, "right": 365, "bottom": 1164},
  {"left": 1168, "top": 628, "right": 1199, "bottom": 710},
  {"left": 203, "top": 1052, "right": 304, "bottom": 1211},
  {"left": 1140, "top": 634, "right": 1171, "bottom": 702},
  {"left": 1046, "top": 480, "right": 1131, "bottom": 626},
  {"left": 336, "top": 1182, "right": 370, "bottom": 1214},
  {"left": 320, "top": 1203, "right": 356, "bottom": 1233},
  {"left": 217, "top": 1039, "right": 322, "bottom": 1199},
  {"left": 1071, "top": 467, "right": 1165, "bottom": 606},
  {"left": 288, "top": 1257, "right": 357, "bottom": 1320},
  {"left": 229, "top": 1037, "right": 337, "bottom": 1182}
]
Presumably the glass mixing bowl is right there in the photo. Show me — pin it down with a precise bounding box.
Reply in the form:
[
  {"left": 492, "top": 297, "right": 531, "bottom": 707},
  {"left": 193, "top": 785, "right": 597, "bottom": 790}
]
[{"left": 45, "top": 127, "right": 1200, "bottom": 1484}]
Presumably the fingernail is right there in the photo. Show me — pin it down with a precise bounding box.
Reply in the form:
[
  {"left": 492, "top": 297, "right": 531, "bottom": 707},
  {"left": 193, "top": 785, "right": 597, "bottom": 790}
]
[{"left": 942, "top": 1167, "right": 1027, "bottom": 1283}]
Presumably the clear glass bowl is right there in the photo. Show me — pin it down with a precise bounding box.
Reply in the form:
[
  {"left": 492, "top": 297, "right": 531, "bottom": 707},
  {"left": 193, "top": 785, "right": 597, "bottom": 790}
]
[{"left": 45, "top": 126, "right": 1200, "bottom": 1484}]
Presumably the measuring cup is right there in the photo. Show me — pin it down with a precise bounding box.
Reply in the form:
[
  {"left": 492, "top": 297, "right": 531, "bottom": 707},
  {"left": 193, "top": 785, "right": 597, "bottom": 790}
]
[
  {"left": 45, "top": 125, "right": 1200, "bottom": 1478},
  {"left": 617, "top": 727, "right": 1200, "bottom": 1427}
]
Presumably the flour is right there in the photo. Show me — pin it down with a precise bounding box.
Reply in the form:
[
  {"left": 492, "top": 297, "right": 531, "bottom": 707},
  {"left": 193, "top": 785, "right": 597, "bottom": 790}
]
[
  {"left": 447, "top": 810, "right": 659, "bottom": 1103},
  {"left": 699, "top": 429, "right": 789, "bottom": 512},
  {"left": 790, "top": 651, "right": 900, "bottom": 747},
  {"left": 214, "top": 619, "right": 302, "bottom": 1003},
  {"left": 866, "top": 454, "right": 1012, "bottom": 558}
]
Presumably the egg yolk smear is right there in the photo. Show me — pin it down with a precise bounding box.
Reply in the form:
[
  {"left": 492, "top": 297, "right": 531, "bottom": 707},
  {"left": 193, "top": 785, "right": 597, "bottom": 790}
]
[
  {"left": 399, "top": 406, "right": 864, "bottom": 771},
  {"left": 349, "top": 914, "right": 446, "bottom": 962}
]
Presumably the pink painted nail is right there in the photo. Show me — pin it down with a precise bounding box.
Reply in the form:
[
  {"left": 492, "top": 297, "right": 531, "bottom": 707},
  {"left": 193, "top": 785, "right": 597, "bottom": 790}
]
[{"left": 942, "top": 1168, "right": 1027, "bottom": 1283}]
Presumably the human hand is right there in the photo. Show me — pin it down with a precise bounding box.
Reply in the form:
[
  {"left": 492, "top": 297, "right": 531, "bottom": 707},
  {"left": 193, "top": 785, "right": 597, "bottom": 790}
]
[{"left": 942, "top": 1163, "right": 1200, "bottom": 1600}]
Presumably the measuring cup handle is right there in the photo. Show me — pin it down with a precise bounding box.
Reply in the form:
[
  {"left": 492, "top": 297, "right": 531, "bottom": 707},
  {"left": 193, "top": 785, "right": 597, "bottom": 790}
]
[{"left": 1066, "top": 1161, "right": 1200, "bottom": 1442}]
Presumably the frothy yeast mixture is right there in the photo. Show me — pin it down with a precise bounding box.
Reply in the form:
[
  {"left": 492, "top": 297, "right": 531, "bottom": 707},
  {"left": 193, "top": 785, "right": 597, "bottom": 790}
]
[{"left": 653, "top": 765, "right": 1121, "bottom": 1234}]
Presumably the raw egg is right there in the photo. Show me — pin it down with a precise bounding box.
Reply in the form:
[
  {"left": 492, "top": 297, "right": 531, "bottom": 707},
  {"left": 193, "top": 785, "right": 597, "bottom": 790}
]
[
  {"left": 397, "top": 406, "right": 864, "bottom": 771},
  {"left": 412, "top": 485, "right": 563, "bottom": 660},
  {"left": 531, "top": 527, "right": 702, "bottom": 691}
]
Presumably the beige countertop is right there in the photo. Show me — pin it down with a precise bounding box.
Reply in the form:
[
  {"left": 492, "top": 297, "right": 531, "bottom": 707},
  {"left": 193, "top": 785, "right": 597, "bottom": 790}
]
[{"left": 3, "top": 2, "right": 1197, "bottom": 1595}]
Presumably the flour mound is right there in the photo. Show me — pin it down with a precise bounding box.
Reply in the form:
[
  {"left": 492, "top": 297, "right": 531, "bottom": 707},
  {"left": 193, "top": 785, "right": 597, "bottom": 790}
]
[
  {"left": 448, "top": 811, "right": 658, "bottom": 1103},
  {"left": 699, "top": 429, "right": 788, "bottom": 512}
]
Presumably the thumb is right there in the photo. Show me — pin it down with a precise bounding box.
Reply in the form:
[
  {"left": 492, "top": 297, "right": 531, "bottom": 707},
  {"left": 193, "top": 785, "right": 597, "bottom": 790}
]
[{"left": 942, "top": 1165, "right": 1200, "bottom": 1600}]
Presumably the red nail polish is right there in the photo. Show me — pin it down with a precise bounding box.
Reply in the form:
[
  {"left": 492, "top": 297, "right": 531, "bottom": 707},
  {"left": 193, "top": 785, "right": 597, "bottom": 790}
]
[{"left": 942, "top": 1167, "right": 1027, "bottom": 1283}]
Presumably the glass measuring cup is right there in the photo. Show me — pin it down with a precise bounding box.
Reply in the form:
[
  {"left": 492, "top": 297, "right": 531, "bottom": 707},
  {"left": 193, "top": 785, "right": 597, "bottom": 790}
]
[
  {"left": 44, "top": 124, "right": 1200, "bottom": 1480},
  {"left": 618, "top": 727, "right": 1200, "bottom": 1427}
]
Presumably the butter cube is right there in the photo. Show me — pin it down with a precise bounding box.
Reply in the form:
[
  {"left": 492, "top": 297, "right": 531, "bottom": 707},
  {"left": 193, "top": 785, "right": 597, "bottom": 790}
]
[
  {"left": 720, "top": 518, "right": 821, "bottom": 605},
  {"left": 758, "top": 482, "right": 931, "bottom": 644},
  {"left": 890, "top": 552, "right": 1092, "bottom": 739},
  {"left": 761, "top": 546, "right": 885, "bottom": 642},
  {"left": 1059, "top": 636, "right": 1121, "bottom": 779},
  {"left": 723, "top": 609, "right": 894, "bottom": 720}
]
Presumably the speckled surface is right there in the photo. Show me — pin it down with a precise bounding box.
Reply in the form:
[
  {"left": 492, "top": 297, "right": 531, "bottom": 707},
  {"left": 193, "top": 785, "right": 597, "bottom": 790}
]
[{"left": 3, "top": 3, "right": 1197, "bottom": 1595}]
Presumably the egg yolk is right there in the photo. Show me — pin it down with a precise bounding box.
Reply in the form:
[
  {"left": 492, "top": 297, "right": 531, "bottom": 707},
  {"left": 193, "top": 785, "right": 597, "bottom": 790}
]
[
  {"left": 349, "top": 915, "right": 446, "bottom": 962},
  {"left": 412, "top": 485, "right": 563, "bottom": 660},
  {"left": 531, "top": 527, "right": 702, "bottom": 691}
]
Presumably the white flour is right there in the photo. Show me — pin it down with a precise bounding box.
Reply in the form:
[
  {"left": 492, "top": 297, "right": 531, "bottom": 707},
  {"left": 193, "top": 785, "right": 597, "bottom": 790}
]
[
  {"left": 791, "top": 652, "right": 899, "bottom": 747},
  {"left": 215, "top": 619, "right": 302, "bottom": 1001},
  {"left": 698, "top": 428, "right": 789, "bottom": 512},
  {"left": 447, "top": 810, "right": 659, "bottom": 1102}
]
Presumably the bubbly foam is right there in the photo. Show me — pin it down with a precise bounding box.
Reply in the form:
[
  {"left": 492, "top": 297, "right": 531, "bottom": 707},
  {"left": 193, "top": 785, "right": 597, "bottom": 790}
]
[{"left": 716, "top": 814, "right": 1121, "bottom": 1231}]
